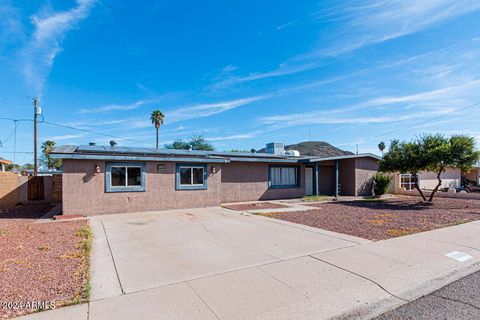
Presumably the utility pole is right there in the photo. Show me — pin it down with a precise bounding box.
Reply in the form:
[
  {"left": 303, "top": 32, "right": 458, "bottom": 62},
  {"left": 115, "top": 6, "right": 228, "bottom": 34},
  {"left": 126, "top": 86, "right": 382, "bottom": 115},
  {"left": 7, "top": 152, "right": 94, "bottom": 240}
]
[{"left": 33, "top": 98, "right": 39, "bottom": 176}]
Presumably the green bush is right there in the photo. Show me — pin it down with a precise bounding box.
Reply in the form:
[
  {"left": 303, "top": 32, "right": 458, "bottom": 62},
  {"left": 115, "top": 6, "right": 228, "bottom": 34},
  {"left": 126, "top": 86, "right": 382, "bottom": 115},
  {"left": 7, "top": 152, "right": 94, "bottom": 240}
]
[{"left": 373, "top": 173, "right": 391, "bottom": 196}]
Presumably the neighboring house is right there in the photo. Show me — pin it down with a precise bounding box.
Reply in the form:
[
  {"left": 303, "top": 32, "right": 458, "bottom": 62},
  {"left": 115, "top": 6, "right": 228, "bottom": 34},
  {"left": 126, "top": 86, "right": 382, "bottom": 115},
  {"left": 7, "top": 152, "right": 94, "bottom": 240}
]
[
  {"left": 391, "top": 168, "right": 462, "bottom": 194},
  {"left": 462, "top": 161, "right": 480, "bottom": 186},
  {"left": 0, "top": 157, "right": 12, "bottom": 172},
  {"left": 51, "top": 142, "right": 380, "bottom": 215}
]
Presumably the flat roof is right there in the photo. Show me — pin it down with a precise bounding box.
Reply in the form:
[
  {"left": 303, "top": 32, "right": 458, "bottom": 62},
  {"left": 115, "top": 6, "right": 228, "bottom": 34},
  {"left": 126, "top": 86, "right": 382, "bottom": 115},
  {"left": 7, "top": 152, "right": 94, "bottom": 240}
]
[{"left": 51, "top": 145, "right": 381, "bottom": 164}]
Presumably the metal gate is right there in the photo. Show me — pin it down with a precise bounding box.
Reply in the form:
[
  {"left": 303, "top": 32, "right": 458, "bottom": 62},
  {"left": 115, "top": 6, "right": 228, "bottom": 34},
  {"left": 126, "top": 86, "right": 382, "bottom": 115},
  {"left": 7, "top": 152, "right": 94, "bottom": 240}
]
[{"left": 28, "top": 176, "right": 45, "bottom": 201}]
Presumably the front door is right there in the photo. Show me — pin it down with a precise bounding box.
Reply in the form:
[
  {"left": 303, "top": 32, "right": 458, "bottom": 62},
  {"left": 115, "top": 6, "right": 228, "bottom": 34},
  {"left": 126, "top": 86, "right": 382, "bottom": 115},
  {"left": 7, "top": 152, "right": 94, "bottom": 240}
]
[{"left": 305, "top": 167, "right": 313, "bottom": 196}]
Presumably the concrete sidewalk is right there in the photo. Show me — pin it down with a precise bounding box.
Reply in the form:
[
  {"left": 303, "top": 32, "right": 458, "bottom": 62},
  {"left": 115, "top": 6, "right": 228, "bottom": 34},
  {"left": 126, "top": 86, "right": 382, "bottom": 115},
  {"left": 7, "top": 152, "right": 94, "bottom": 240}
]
[{"left": 18, "top": 209, "right": 480, "bottom": 320}]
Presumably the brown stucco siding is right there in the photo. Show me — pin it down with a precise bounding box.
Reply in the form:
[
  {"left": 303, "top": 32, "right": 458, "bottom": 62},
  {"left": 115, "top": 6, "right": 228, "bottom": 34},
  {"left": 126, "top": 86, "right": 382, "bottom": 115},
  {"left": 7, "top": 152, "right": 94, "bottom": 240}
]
[
  {"left": 62, "top": 159, "right": 222, "bottom": 215},
  {"left": 355, "top": 158, "right": 378, "bottom": 196},
  {"left": 62, "top": 159, "right": 305, "bottom": 215},
  {"left": 220, "top": 162, "right": 305, "bottom": 202},
  {"left": 338, "top": 158, "right": 355, "bottom": 196}
]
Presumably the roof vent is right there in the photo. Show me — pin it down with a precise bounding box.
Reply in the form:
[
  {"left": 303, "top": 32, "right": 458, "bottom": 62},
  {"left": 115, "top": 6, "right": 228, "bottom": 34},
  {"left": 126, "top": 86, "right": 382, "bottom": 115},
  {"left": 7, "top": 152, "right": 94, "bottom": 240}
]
[
  {"left": 89, "top": 142, "right": 96, "bottom": 146},
  {"left": 110, "top": 140, "right": 117, "bottom": 147},
  {"left": 285, "top": 150, "right": 300, "bottom": 157},
  {"left": 266, "top": 142, "right": 284, "bottom": 155}
]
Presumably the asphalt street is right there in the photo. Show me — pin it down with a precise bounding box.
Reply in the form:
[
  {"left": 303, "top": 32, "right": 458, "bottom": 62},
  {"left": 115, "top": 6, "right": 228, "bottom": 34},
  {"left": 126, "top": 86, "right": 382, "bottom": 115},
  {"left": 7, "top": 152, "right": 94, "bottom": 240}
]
[{"left": 375, "top": 270, "right": 480, "bottom": 320}]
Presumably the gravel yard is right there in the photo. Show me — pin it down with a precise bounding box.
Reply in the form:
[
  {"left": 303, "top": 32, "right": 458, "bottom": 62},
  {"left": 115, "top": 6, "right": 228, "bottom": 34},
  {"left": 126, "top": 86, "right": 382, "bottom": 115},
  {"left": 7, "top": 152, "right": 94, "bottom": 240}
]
[
  {"left": 223, "top": 201, "right": 289, "bottom": 211},
  {"left": 0, "top": 206, "right": 91, "bottom": 319},
  {"left": 260, "top": 197, "right": 480, "bottom": 241}
]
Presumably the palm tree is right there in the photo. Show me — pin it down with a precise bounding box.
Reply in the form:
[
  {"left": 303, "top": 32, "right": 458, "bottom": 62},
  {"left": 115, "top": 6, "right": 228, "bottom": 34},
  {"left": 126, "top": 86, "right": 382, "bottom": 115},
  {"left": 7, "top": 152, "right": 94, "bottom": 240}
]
[
  {"left": 150, "top": 110, "right": 165, "bottom": 149},
  {"left": 41, "top": 140, "right": 56, "bottom": 169},
  {"left": 378, "top": 141, "right": 386, "bottom": 157}
]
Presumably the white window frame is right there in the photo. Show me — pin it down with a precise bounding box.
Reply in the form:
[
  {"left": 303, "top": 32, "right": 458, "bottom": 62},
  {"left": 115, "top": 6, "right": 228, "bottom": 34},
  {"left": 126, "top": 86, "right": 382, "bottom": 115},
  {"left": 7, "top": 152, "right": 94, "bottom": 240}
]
[
  {"left": 110, "top": 165, "right": 143, "bottom": 187},
  {"left": 400, "top": 173, "right": 416, "bottom": 191},
  {"left": 178, "top": 165, "right": 205, "bottom": 186},
  {"left": 269, "top": 166, "right": 299, "bottom": 188}
]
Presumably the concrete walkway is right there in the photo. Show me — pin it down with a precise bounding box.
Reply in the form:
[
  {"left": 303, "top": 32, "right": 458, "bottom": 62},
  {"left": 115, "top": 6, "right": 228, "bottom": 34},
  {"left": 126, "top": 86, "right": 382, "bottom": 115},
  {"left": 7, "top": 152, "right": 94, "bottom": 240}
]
[{"left": 18, "top": 208, "right": 480, "bottom": 320}]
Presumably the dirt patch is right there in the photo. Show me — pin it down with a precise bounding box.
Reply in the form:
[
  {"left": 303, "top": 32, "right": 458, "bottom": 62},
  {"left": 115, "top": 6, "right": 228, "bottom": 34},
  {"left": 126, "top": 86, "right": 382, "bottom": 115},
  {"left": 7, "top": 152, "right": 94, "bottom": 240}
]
[
  {"left": 222, "top": 202, "right": 289, "bottom": 211},
  {"left": 261, "top": 197, "right": 480, "bottom": 241},
  {"left": 0, "top": 206, "right": 91, "bottom": 319}
]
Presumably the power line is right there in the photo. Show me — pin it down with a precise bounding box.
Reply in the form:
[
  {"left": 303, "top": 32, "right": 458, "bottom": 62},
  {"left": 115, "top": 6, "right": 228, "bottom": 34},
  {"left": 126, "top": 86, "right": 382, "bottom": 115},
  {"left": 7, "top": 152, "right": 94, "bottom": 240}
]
[
  {"left": 371, "top": 101, "right": 480, "bottom": 141},
  {"left": 41, "top": 121, "right": 155, "bottom": 146}
]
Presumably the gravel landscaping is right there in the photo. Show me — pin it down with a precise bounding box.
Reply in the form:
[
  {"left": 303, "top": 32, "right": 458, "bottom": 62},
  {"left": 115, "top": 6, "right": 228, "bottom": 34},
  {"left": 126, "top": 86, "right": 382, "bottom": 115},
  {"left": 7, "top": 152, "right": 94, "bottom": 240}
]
[
  {"left": 0, "top": 206, "right": 91, "bottom": 319},
  {"left": 223, "top": 202, "right": 288, "bottom": 211},
  {"left": 260, "top": 197, "right": 480, "bottom": 241}
]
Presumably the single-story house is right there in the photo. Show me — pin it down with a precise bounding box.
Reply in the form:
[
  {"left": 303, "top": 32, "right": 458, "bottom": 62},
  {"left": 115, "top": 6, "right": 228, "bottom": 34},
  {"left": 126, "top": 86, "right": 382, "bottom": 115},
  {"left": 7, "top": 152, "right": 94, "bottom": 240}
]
[
  {"left": 462, "top": 162, "right": 480, "bottom": 186},
  {"left": 0, "top": 157, "right": 12, "bottom": 172},
  {"left": 51, "top": 142, "right": 380, "bottom": 215},
  {"left": 390, "top": 168, "right": 462, "bottom": 194}
]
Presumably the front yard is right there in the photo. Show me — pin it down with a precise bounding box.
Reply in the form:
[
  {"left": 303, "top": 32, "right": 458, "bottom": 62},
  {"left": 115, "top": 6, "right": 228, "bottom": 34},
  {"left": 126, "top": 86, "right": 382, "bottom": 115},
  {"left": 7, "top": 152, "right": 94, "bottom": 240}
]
[
  {"left": 0, "top": 206, "right": 91, "bottom": 319},
  {"left": 259, "top": 197, "right": 480, "bottom": 241}
]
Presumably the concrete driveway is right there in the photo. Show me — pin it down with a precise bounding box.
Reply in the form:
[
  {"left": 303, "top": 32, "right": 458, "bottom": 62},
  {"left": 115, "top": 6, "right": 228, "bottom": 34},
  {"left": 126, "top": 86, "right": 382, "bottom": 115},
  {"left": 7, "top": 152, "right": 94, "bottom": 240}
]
[
  {"left": 90, "top": 206, "right": 368, "bottom": 292},
  {"left": 19, "top": 207, "right": 480, "bottom": 320},
  {"left": 88, "top": 206, "right": 379, "bottom": 320}
]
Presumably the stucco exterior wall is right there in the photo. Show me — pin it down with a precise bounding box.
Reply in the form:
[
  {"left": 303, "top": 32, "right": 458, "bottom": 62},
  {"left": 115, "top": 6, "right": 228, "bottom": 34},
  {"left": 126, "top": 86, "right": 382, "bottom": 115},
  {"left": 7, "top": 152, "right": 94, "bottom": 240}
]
[
  {"left": 62, "top": 159, "right": 305, "bottom": 215},
  {"left": 355, "top": 158, "right": 378, "bottom": 196},
  {"left": 463, "top": 168, "right": 480, "bottom": 185},
  {"left": 391, "top": 168, "right": 461, "bottom": 195},
  {"left": 220, "top": 162, "right": 304, "bottom": 203},
  {"left": 339, "top": 159, "right": 356, "bottom": 196}
]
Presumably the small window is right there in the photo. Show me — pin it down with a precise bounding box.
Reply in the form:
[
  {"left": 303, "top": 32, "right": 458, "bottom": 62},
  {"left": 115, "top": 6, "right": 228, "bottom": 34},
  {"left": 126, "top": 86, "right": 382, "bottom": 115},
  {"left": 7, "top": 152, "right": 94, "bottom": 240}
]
[
  {"left": 176, "top": 164, "right": 207, "bottom": 190},
  {"left": 400, "top": 174, "right": 416, "bottom": 191},
  {"left": 106, "top": 162, "right": 146, "bottom": 192},
  {"left": 269, "top": 166, "right": 299, "bottom": 188}
]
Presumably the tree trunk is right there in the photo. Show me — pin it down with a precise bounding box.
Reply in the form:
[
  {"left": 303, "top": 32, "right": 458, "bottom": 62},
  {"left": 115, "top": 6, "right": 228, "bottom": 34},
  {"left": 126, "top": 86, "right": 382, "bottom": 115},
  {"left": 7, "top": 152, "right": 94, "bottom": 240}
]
[
  {"left": 428, "top": 167, "right": 444, "bottom": 202},
  {"left": 412, "top": 173, "right": 427, "bottom": 202},
  {"left": 156, "top": 127, "right": 159, "bottom": 149}
]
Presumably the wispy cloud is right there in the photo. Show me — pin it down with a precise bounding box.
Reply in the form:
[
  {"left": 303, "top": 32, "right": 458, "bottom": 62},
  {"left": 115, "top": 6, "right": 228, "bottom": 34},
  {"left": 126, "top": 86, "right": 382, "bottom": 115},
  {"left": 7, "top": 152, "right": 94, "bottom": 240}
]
[
  {"left": 77, "top": 99, "right": 151, "bottom": 114},
  {"left": 315, "top": 0, "right": 480, "bottom": 56},
  {"left": 22, "top": 0, "right": 96, "bottom": 94},
  {"left": 215, "top": 0, "right": 480, "bottom": 88},
  {"left": 45, "top": 134, "right": 83, "bottom": 141},
  {"left": 258, "top": 80, "right": 480, "bottom": 127},
  {"left": 206, "top": 134, "right": 257, "bottom": 141},
  {"left": 167, "top": 95, "right": 271, "bottom": 123},
  {"left": 212, "top": 62, "right": 320, "bottom": 89}
]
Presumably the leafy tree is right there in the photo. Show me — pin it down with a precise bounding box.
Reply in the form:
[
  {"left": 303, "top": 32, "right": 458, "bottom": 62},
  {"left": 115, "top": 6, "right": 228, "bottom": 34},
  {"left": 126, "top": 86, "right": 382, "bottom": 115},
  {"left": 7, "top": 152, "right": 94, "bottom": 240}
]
[
  {"left": 165, "top": 139, "right": 190, "bottom": 150},
  {"left": 165, "top": 135, "right": 215, "bottom": 151},
  {"left": 378, "top": 141, "right": 386, "bottom": 156},
  {"left": 372, "top": 173, "right": 391, "bottom": 196},
  {"left": 41, "top": 140, "right": 61, "bottom": 170},
  {"left": 150, "top": 110, "right": 165, "bottom": 149},
  {"left": 189, "top": 135, "right": 214, "bottom": 151},
  {"left": 5, "top": 163, "right": 21, "bottom": 171},
  {"left": 22, "top": 163, "right": 34, "bottom": 170},
  {"left": 379, "top": 134, "right": 480, "bottom": 202}
]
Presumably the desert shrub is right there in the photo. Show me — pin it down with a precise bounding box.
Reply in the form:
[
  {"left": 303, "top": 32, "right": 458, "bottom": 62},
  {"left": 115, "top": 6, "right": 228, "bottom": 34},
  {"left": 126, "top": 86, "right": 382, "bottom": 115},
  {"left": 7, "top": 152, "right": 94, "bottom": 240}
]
[{"left": 373, "top": 173, "right": 391, "bottom": 196}]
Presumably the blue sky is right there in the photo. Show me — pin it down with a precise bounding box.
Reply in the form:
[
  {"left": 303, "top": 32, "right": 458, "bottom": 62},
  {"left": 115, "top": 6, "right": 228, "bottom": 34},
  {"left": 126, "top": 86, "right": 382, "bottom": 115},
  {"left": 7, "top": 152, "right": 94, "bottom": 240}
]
[{"left": 1, "top": 0, "right": 480, "bottom": 164}]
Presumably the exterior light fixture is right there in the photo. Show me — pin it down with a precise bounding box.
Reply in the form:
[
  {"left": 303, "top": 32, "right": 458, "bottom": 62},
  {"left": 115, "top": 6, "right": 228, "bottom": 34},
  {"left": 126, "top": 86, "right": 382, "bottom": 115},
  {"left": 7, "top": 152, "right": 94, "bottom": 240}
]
[
  {"left": 95, "top": 164, "right": 101, "bottom": 173},
  {"left": 211, "top": 165, "right": 216, "bottom": 174}
]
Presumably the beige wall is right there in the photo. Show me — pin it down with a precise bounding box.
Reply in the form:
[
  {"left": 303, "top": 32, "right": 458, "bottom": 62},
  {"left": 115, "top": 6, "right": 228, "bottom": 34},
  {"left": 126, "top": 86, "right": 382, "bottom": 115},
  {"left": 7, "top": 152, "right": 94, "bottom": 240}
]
[
  {"left": 391, "top": 168, "right": 461, "bottom": 195},
  {"left": 0, "top": 172, "right": 20, "bottom": 208},
  {"left": 62, "top": 160, "right": 305, "bottom": 215}
]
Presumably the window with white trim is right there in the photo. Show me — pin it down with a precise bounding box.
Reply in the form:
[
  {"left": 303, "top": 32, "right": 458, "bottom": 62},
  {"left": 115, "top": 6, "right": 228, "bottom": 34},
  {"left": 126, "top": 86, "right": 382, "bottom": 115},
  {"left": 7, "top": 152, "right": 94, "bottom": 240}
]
[
  {"left": 179, "top": 166, "right": 204, "bottom": 186},
  {"left": 106, "top": 162, "right": 146, "bottom": 192},
  {"left": 176, "top": 164, "right": 208, "bottom": 190},
  {"left": 269, "top": 166, "right": 299, "bottom": 188},
  {"left": 400, "top": 173, "right": 417, "bottom": 191}
]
